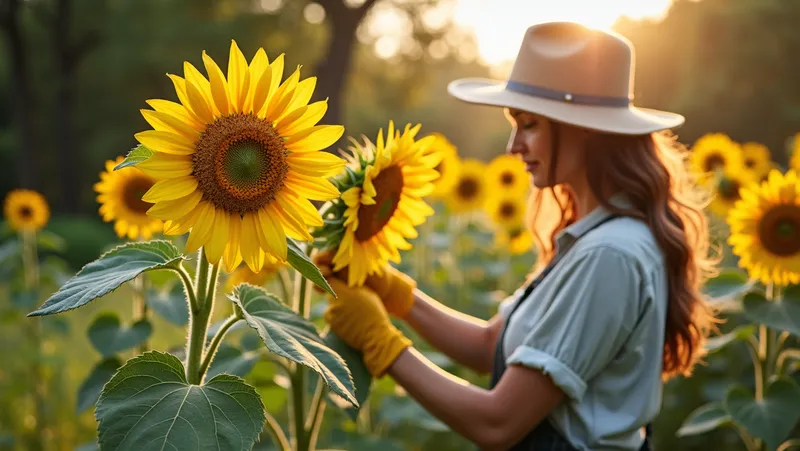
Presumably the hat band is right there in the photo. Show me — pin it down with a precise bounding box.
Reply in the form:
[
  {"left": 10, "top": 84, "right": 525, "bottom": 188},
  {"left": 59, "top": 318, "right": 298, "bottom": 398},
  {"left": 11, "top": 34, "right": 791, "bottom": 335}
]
[{"left": 505, "top": 81, "right": 631, "bottom": 107}]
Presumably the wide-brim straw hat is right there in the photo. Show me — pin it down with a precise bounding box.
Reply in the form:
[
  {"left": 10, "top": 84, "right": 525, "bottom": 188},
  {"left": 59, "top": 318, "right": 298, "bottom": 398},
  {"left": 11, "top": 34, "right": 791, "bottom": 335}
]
[{"left": 448, "top": 22, "right": 684, "bottom": 135}]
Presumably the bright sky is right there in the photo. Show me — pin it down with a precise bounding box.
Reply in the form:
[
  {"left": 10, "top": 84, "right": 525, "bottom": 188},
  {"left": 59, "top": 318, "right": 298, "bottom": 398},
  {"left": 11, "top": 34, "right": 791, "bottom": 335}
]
[{"left": 452, "top": 0, "right": 674, "bottom": 65}]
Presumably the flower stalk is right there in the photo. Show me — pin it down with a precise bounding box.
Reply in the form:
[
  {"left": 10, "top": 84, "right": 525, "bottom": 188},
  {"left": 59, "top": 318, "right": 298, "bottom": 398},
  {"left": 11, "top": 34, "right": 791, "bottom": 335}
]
[{"left": 185, "top": 248, "right": 219, "bottom": 385}]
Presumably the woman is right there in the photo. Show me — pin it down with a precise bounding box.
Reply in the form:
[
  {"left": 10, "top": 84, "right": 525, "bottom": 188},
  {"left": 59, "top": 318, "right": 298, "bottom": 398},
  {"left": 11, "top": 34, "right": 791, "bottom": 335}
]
[{"left": 320, "top": 22, "right": 717, "bottom": 451}]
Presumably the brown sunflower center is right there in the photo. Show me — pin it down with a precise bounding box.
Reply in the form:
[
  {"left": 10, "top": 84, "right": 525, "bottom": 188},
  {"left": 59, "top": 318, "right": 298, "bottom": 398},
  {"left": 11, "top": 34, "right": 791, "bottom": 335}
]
[
  {"left": 745, "top": 158, "right": 756, "bottom": 168},
  {"left": 758, "top": 204, "right": 800, "bottom": 257},
  {"left": 355, "top": 164, "right": 404, "bottom": 242},
  {"left": 18, "top": 206, "right": 33, "bottom": 220},
  {"left": 499, "top": 202, "right": 516, "bottom": 219},
  {"left": 718, "top": 178, "right": 741, "bottom": 201},
  {"left": 704, "top": 153, "right": 725, "bottom": 172},
  {"left": 123, "top": 176, "right": 155, "bottom": 214},
  {"left": 194, "top": 113, "right": 289, "bottom": 214},
  {"left": 500, "top": 171, "right": 515, "bottom": 186},
  {"left": 457, "top": 177, "right": 479, "bottom": 200},
  {"left": 509, "top": 227, "right": 524, "bottom": 239}
]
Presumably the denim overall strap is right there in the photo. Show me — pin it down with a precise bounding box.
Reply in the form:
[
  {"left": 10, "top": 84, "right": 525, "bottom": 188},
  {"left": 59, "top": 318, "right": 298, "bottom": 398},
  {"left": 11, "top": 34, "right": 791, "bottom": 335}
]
[{"left": 489, "top": 216, "right": 653, "bottom": 450}]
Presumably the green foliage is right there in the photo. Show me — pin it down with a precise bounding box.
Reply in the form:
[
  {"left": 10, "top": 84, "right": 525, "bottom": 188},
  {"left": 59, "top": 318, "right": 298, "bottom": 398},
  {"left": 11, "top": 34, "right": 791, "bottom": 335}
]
[
  {"left": 287, "top": 238, "right": 335, "bottom": 296},
  {"left": 677, "top": 402, "right": 732, "bottom": 437},
  {"left": 28, "top": 240, "right": 183, "bottom": 316},
  {"left": 324, "top": 332, "right": 371, "bottom": 420},
  {"left": 725, "top": 379, "right": 800, "bottom": 451},
  {"left": 76, "top": 357, "right": 122, "bottom": 414},
  {"left": 87, "top": 312, "right": 152, "bottom": 357},
  {"left": 743, "top": 288, "right": 800, "bottom": 337},
  {"left": 206, "top": 344, "right": 261, "bottom": 379},
  {"left": 146, "top": 282, "right": 189, "bottom": 326},
  {"left": 229, "top": 284, "right": 358, "bottom": 407},
  {"left": 705, "top": 325, "right": 756, "bottom": 353},
  {"left": 95, "top": 351, "right": 265, "bottom": 451},
  {"left": 114, "top": 145, "right": 153, "bottom": 170}
]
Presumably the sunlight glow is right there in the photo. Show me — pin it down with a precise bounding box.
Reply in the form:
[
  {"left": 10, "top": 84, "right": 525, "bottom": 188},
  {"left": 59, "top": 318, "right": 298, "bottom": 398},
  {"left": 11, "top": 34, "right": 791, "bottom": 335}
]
[{"left": 453, "top": 0, "right": 674, "bottom": 67}]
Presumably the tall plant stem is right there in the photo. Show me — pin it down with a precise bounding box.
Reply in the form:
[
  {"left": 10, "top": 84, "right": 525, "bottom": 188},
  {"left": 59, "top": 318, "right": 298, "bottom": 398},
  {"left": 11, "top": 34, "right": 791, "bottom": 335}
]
[
  {"left": 185, "top": 248, "right": 219, "bottom": 385},
  {"left": 291, "top": 244, "right": 315, "bottom": 451},
  {"left": 132, "top": 275, "right": 149, "bottom": 353},
  {"left": 21, "top": 229, "right": 47, "bottom": 451}
]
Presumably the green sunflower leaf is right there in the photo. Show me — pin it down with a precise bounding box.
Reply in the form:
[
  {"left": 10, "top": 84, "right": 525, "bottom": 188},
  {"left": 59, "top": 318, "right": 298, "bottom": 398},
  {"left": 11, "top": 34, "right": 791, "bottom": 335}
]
[
  {"left": 87, "top": 312, "right": 152, "bottom": 357},
  {"left": 287, "top": 238, "right": 335, "bottom": 296},
  {"left": 324, "top": 332, "right": 372, "bottom": 420},
  {"left": 229, "top": 284, "right": 358, "bottom": 407},
  {"left": 743, "top": 289, "right": 800, "bottom": 337},
  {"left": 676, "top": 402, "right": 731, "bottom": 437},
  {"left": 705, "top": 325, "right": 756, "bottom": 353},
  {"left": 114, "top": 144, "right": 154, "bottom": 170},
  {"left": 96, "top": 351, "right": 265, "bottom": 451},
  {"left": 28, "top": 240, "right": 183, "bottom": 317},
  {"left": 724, "top": 378, "right": 800, "bottom": 450},
  {"left": 76, "top": 357, "right": 121, "bottom": 414}
]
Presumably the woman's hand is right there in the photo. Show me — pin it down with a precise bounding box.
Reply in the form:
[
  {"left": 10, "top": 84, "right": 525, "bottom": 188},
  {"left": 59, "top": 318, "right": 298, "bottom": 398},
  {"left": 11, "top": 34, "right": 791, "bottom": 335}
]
[
  {"left": 315, "top": 252, "right": 417, "bottom": 318},
  {"left": 324, "top": 278, "right": 412, "bottom": 376}
]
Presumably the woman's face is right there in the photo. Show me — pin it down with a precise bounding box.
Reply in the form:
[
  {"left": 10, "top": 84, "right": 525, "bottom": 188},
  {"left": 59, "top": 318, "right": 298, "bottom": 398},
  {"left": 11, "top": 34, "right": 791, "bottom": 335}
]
[{"left": 504, "top": 108, "right": 590, "bottom": 189}]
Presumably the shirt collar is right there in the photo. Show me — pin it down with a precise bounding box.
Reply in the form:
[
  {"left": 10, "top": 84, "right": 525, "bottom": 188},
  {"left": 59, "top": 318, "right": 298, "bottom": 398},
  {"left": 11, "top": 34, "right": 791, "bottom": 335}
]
[{"left": 555, "top": 193, "right": 631, "bottom": 250}]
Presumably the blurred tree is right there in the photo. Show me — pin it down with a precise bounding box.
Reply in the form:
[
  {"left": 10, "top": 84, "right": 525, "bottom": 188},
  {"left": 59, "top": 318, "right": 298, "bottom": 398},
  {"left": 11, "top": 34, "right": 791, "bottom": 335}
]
[{"left": 0, "top": 0, "right": 39, "bottom": 190}]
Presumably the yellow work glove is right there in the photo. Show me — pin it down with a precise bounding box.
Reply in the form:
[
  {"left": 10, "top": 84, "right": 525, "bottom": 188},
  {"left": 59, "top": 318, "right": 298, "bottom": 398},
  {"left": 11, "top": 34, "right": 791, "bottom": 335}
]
[
  {"left": 324, "top": 278, "right": 412, "bottom": 377},
  {"left": 314, "top": 251, "right": 417, "bottom": 318}
]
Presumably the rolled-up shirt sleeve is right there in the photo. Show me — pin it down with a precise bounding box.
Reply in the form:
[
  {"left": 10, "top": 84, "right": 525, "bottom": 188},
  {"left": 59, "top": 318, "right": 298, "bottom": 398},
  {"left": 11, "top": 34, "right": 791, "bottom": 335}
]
[{"left": 506, "top": 246, "right": 642, "bottom": 402}]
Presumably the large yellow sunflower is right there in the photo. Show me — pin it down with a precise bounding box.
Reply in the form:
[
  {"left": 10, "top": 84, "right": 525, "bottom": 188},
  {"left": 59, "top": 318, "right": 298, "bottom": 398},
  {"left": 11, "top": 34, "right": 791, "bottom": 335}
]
[
  {"left": 135, "top": 40, "right": 345, "bottom": 272},
  {"left": 689, "top": 133, "right": 744, "bottom": 186},
  {"left": 741, "top": 142, "right": 771, "bottom": 181},
  {"left": 3, "top": 189, "right": 49, "bottom": 233},
  {"left": 94, "top": 156, "right": 163, "bottom": 240},
  {"left": 484, "top": 194, "right": 526, "bottom": 229},
  {"left": 707, "top": 168, "right": 757, "bottom": 219},
  {"left": 446, "top": 159, "right": 487, "bottom": 213},
  {"left": 331, "top": 121, "right": 439, "bottom": 286},
  {"left": 486, "top": 155, "right": 529, "bottom": 196},
  {"left": 728, "top": 170, "right": 800, "bottom": 286},
  {"left": 424, "top": 133, "right": 461, "bottom": 198}
]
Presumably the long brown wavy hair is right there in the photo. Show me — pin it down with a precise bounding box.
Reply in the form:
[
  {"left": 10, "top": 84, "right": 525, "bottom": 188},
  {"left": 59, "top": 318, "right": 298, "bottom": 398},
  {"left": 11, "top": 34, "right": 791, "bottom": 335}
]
[{"left": 526, "top": 128, "right": 719, "bottom": 379}]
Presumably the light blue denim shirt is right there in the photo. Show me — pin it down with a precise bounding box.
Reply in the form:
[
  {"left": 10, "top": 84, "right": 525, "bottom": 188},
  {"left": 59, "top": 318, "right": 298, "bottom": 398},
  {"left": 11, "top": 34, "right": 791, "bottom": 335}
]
[{"left": 498, "top": 197, "right": 668, "bottom": 450}]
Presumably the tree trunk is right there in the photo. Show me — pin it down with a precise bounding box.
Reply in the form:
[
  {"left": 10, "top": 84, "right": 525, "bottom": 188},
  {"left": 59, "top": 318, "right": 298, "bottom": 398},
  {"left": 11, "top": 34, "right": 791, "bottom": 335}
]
[
  {"left": 1, "top": 0, "right": 39, "bottom": 190},
  {"left": 313, "top": 0, "right": 378, "bottom": 133},
  {"left": 54, "top": 0, "right": 79, "bottom": 212}
]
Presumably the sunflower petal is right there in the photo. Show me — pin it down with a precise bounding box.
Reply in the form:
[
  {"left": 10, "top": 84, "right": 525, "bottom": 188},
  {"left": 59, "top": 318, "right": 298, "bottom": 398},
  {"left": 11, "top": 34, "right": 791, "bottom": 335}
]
[
  {"left": 267, "top": 54, "right": 285, "bottom": 104},
  {"left": 223, "top": 215, "right": 243, "bottom": 272},
  {"left": 184, "top": 61, "right": 217, "bottom": 117},
  {"left": 185, "top": 202, "right": 216, "bottom": 253},
  {"left": 241, "top": 212, "right": 266, "bottom": 272},
  {"left": 285, "top": 172, "right": 340, "bottom": 200},
  {"left": 285, "top": 125, "right": 344, "bottom": 153},
  {"left": 264, "top": 66, "right": 301, "bottom": 121},
  {"left": 271, "top": 199, "right": 313, "bottom": 241},
  {"left": 146, "top": 99, "right": 204, "bottom": 132},
  {"left": 137, "top": 152, "right": 193, "bottom": 179},
  {"left": 228, "top": 40, "right": 250, "bottom": 112},
  {"left": 184, "top": 78, "right": 214, "bottom": 124},
  {"left": 202, "top": 51, "right": 231, "bottom": 116},
  {"left": 142, "top": 176, "right": 198, "bottom": 203},
  {"left": 205, "top": 211, "right": 230, "bottom": 264},
  {"left": 140, "top": 109, "right": 200, "bottom": 142},
  {"left": 245, "top": 48, "right": 268, "bottom": 113},
  {"left": 278, "top": 100, "right": 328, "bottom": 136},
  {"left": 135, "top": 130, "right": 195, "bottom": 155},
  {"left": 279, "top": 190, "right": 323, "bottom": 227},
  {"left": 258, "top": 207, "right": 288, "bottom": 260},
  {"left": 286, "top": 151, "right": 345, "bottom": 178},
  {"left": 286, "top": 76, "right": 316, "bottom": 113},
  {"left": 146, "top": 190, "right": 203, "bottom": 220}
]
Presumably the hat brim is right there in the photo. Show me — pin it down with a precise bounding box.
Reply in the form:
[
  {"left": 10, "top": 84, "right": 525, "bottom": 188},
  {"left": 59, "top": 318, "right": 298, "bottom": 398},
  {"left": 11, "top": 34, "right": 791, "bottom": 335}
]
[{"left": 447, "top": 78, "right": 685, "bottom": 135}]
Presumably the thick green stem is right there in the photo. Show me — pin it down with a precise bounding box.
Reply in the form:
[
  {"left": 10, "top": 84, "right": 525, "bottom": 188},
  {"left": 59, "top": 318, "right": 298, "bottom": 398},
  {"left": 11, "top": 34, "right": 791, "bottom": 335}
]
[
  {"left": 132, "top": 276, "right": 149, "bottom": 354},
  {"left": 175, "top": 264, "right": 198, "bottom": 312},
  {"left": 185, "top": 248, "right": 218, "bottom": 385},
  {"left": 305, "top": 379, "right": 327, "bottom": 451},
  {"left": 291, "top": 244, "right": 315, "bottom": 451},
  {"left": 277, "top": 267, "right": 293, "bottom": 302},
  {"left": 198, "top": 315, "right": 241, "bottom": 378}
]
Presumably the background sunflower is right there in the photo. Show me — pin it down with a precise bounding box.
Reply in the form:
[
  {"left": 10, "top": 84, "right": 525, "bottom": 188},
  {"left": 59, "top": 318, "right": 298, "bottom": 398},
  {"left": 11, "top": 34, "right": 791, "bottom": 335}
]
[
  {"left": 3, "top": 189, "right": 49, "bottom": 232},
  {"left": 486, "top": 154, "right": 529, "bottom": 196},
  {"left": 494, "top": 225, "right": 534, "bottom": 255},
  {"left": 94, "top": 156, "right": 163, "bottom": 240},
  {"left": 728, "top": 169, "right": 800, "bottom": 286},
  {"left": 224, "top": 259, "right": 282, "bottom": 292},
  {"left": 445, "top": 159, "right": 487, "bottom": 213},
  {"left": 320, "top": 121, "right": 439, "bottom": 286},
  {"left": 741, "top": 142, "right": 772, "bottom": 181},
  {"left": 708, "top": 169, "right": 757, "bottom": 219},
  {"left": 689, "top": 133, "right": 744, "bottom": 186},
  {"left": 484, "top": 194, "right": 526, "bottom": 229},
  {"left": 135, "top": 40, "right": 344, "bottom": 272},
  {"left": 425, "top": 133, "right": 461, "bottom": 198}
]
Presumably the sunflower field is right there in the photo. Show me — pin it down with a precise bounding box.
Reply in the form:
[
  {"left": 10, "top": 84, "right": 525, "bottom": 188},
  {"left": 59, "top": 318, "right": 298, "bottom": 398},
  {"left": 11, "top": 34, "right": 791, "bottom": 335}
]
[{"left": 3, "top": 1, "right": 800, "bottom": 451}]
